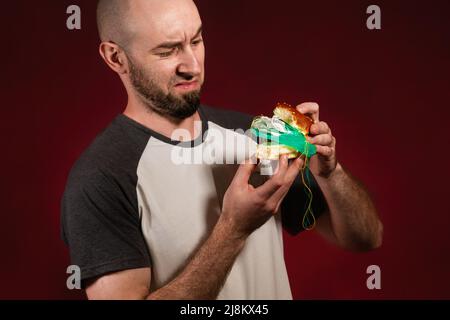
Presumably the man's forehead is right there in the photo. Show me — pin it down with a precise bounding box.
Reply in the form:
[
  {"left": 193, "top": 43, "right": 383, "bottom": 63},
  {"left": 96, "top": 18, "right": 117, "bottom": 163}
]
[
  {"left": 153, "top": 14, "right": 201, "bottom": 41},
  {"left": 129, "top": 0, "right": 201, "bottom": 44}
]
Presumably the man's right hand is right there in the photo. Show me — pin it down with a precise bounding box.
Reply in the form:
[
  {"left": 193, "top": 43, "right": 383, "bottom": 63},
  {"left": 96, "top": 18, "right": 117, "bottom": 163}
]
[{"left": 221, "top": 154, "right": 304, "bottom": 240}]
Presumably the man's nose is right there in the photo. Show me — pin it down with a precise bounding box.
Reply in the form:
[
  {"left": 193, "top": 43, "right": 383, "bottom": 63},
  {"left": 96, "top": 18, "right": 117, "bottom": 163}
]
[{"left": 177, "top": 48, "right": 201, "bottom": 79}]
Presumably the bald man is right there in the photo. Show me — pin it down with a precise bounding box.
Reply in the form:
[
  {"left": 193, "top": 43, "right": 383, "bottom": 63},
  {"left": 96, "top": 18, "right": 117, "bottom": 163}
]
[{"left": 61, "top": 0, "right": 383, "bottom": 300}]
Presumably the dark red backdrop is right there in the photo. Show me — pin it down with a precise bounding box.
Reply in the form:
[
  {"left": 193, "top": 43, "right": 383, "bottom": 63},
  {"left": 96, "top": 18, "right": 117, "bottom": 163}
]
[{"left": 1, "top": 0, "right": 449, "bottom": 299}]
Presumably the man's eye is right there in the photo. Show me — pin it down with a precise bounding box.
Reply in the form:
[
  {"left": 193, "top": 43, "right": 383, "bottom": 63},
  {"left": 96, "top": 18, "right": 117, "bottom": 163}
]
[
  {"left": 192, "top": 39, "right": 203, "bottom": 46},
  {"left": 158, "top": 49, "right": 176, "bottom": 57}
]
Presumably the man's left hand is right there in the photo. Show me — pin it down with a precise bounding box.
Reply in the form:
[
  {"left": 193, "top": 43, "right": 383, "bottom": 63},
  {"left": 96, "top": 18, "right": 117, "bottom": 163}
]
[{"left": 296, "top": 102, "right": 337, "bottom": 178}]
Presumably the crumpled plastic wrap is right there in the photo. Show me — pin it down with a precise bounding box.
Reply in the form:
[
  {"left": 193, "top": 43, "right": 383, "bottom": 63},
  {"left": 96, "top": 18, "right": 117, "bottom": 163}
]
[{"left": 250, "top": 115, "right": 316, "bottom": 157}]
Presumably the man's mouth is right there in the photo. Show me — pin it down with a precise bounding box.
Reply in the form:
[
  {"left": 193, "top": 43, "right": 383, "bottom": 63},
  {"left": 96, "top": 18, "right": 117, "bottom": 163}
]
[{"left": 174, "top": 80, "right": 200, "bottom": 91}]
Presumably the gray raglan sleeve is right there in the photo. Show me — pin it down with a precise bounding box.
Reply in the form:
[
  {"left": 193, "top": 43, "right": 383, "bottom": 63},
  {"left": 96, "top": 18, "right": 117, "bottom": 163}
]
[{"left": 60, "top": 169, "right": 151, "bottom": 285}]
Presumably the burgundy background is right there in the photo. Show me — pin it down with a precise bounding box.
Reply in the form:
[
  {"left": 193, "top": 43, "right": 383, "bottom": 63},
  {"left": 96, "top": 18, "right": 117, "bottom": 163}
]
[{"left": 1, "top": 0, "right": 449, "bottom": 299}]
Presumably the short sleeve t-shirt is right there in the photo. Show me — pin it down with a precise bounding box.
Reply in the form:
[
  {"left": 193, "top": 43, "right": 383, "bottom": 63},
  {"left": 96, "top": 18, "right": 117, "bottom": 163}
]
[{"left": 60, "top": 104, "right": 327, "bottom": 299}]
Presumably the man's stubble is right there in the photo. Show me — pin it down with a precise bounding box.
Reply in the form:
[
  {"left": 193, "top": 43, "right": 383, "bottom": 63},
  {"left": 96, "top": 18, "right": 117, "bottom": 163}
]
[{"left": 128, "top": 56, "right": 201, "bottom": 120}]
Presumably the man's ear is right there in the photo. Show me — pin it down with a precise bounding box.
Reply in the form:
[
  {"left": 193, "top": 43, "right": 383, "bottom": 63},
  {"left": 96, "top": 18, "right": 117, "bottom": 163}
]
[{"left": 98, "top": 42, "right": 128, "bottom": 74}]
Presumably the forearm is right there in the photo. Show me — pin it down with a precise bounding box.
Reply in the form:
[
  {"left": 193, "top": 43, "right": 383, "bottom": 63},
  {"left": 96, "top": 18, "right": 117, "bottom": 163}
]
[
  {"left": 146, "top": 215, "right": 246, "bottom": 300},
  {"left": 315, "top": 162, "right": 383, "bottom": 251}
]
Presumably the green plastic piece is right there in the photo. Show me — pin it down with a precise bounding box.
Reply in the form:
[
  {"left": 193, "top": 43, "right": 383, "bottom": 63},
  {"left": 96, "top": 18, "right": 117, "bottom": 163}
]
[{"left": 251, "top": 116, "right": 317, "bottom": 157}]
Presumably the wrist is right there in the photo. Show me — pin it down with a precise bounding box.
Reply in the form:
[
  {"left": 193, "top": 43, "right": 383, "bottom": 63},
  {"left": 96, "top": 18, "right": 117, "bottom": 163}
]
[
  {"left": 316, "top": 161, "right": 344, "bottom": 182},
  {"left": 216, "top": 213, "right": 249, "bottom": 245}
]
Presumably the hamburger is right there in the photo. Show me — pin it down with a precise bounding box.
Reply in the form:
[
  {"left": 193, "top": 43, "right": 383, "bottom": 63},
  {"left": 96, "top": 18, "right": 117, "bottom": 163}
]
[
  {"left": 251, "top": 102, "right": 316, "bottom": 161},
  {"left": 273, "top": 102, "right": 313, "bottom": 136}
]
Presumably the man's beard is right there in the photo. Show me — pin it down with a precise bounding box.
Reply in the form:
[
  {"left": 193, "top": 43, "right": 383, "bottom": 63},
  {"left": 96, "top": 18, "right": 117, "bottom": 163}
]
[{"left": 128, "top": 58, "right": 201, "bottom": 120}]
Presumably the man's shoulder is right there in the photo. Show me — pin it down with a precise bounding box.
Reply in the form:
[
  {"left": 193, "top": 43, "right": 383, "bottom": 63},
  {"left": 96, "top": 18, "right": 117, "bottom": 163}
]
[
  {"left": 66, "top": 115, "right": 150, "bottom": 187},
  {"left": 200, "top": 104, "right": 254, "bottom": 131}
]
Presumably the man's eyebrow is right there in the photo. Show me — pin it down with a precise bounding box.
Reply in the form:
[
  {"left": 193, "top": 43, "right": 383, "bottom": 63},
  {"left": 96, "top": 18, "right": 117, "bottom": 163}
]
[
  {"left": 192, "top": 25, "right": 203, "bottom": 40},
  {"left": 151, "top": 25, "right": 203, "bottom": 51}
]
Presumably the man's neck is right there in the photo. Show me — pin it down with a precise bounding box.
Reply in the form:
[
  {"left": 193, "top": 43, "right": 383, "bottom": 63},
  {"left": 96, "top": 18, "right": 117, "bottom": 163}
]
[{"left": 123, "top": 102, "right": 202, "bottom": 142}]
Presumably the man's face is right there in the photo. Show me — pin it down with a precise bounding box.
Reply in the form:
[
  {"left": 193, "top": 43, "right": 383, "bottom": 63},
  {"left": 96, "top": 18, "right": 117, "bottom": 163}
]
[{"left": 124, "top": 0, "right": 205, "bottom": 119}]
